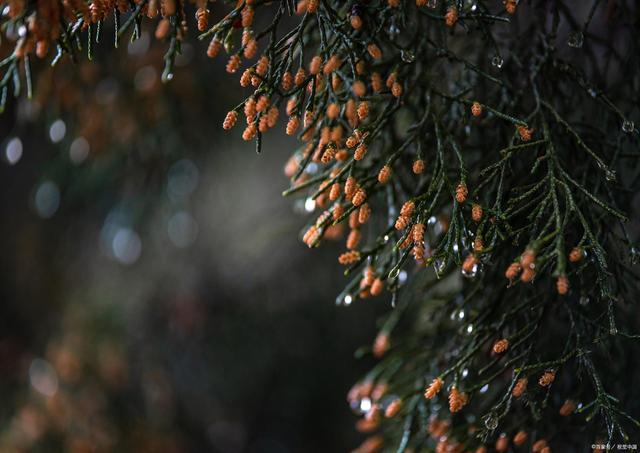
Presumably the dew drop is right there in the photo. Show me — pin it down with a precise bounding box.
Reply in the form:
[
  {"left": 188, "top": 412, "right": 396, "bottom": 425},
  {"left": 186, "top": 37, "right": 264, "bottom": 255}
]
[
  {"left": 484, "top": 413, "right": 498, "bottom": 430},
  {"left": 388, "top": 267, "right": 400, "bottom": 280},
  {"left": 567, "top": 31, "right": 584, "bottom": 48},
  {"left": 359, "top": 397, "right": 372, "bottom": 414},
  {"left": 491, "top": 56, "right": 504, "bottom": 69},
  {"left": 461, "top": 262, "right": 479, "bottom": 278},
  {"left": 622, "top": 119, "right": 635, "bottom": 133},
  {"left": 304, "top": 197, "right": 316, "bottom": 212},
  {"left": 388, "top": 23, "right": 400, "bottom": 38},
  {"left": 400, "top": 50, "right": 415, "bottom": 63},
  {"left": 337, "top": 294, "right": 353, "bottom": 306}
]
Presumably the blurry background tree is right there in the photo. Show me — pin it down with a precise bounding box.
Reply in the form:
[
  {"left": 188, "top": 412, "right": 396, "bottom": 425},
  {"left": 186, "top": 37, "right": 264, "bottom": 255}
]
[
  {"left": 1, "top": 0, "right": 640, "bottom": 452},
  {"left": 0, "top": 7, "right": 385, "bottom": 452}
]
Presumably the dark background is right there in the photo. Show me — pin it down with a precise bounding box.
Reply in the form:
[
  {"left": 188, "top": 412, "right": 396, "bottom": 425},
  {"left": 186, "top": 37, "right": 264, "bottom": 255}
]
[{"left": 0, "top": 28, "right": 386, "bottom": 452}]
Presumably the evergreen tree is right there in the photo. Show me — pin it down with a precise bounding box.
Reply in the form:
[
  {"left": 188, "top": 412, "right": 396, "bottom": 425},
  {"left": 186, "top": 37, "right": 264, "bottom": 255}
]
[{"left": 1, "top": 0, "right": 639, "bottom": 451}]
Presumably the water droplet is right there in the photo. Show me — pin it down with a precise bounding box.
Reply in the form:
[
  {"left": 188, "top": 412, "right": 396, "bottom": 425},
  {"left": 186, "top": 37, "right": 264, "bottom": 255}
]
[
  {"left": 480, "top": 384, "right": 489, "bottom": 394},
  {"left": 462, "top": 368, "right": 469, "bottom": 378},
  {"left": 466, "top": 324, "right": 474, "bottom": 334},
  {"left": 630, "top": 247, "right": 639, "bottom": 265},
  {"left": 579, "top": 295, "right": 590, "bottom": 306},
  {"left": 304, "top": 197, "right": 316, "bottom": 212},
  {"left": 588, "top": 88, "right": 597, "bottom": 98},
  {"left": 343, "top": 294, "right": 353, "bottom": 306},
  {"left": 622, "top": 120, "right": 635, "bottom": 133},
  {"left": 359, "top": 397, "right": 372, "bottom": 414},
  {"left": 491, "top": 56, "right": 504, "bottom": 69},
  {"left": 383, "top": 235, "right": 390, "bottom": 243},
  {"left": 400, "top": 50, "right": 415, "bottom": 63},
  {"left": 609, "top": 326, "right": 618, "bottom": 336},
  {"left": 398, "top": 270, "right": 408, "bottom": 283},
  {"left": 388, "top": 23, "right": 400, "bottom": 38},
  {"left": 567, "top": 31, "right": 584, "bottom": 48},
  {"left": 427, "top": 216, "right": 437, "bottom": 225},
  {"left": 458, "top": 310, "right": 465, "bottom": 320},
  {"left": 484, "top": 413, "right": 498, "bottom": 430},
  {"left": 461, "top": 262, "right": 479, "bottom": 278}
]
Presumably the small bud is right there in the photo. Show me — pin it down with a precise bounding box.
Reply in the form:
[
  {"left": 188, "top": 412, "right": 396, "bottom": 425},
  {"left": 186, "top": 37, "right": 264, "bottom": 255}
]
[
  {"left": 384, "top": 399, "right": 402, "bottom": 418},
  {"left": 373, "top": 333, "right": 389, "bottom": 357},
  {"left": 223, "top": 111, "right": 238, "bottom": 130},
  {"left": 378, "top": 165, "right": 391, "bottom": 184},
  {"left": 517, "top": 125, "right": 534, "bottom": 141},
  {"left": 455, "top": 183, "right": 468, "bottom": 203},
  {"left": 559, "top": 399, "right": 576, "bottom": 416},
  {"left": 412, "top": 159, "right": 425, "bottom": 174},
  {"left": 557, "top": 275, "right": 569, "bottom": 295},
  {"left": 538, "top": 370, "right": 556, "bottom": 387},
  {"left": 513, "top": 431, "right": 528, "bottom": 446},
  {"left": 338, "top": 250, "right": 360, "bottom": 265},
  {"left": 512, "top": 378, "right": 527, "bottom": 397},
  {"left": 471, "top": 203, "right": 483, "bottom": 221},
  {"left": 568, "top": 247, "right": 584, "bottom": 262},
  {"left": 471, "top": 102, "right": 483, "bottom": 117},
  {"left": 445, "top": 6, "right": 458, "bottom": 27},
  {"left": 492, "top": 339, "right": 509, "bottom": 354},
  {"left": 448, "top": 386, "right": 468, "bottom": 413},
  {"left": 424, "top": 377, "right": 443, "bottom": 399}
]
